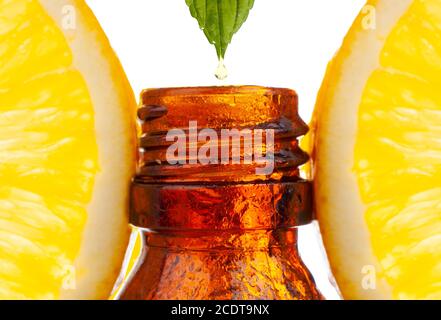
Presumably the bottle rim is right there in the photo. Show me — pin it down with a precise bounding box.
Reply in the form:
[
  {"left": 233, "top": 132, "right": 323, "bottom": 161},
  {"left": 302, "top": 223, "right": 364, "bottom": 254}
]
[{"left": 141, "top": 85, "right": 297, "bottom": 100}]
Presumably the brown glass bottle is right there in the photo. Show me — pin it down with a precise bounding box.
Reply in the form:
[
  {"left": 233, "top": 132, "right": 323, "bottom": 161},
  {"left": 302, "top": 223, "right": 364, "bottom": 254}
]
[{"left": 117, "top": 86, "right": 323, "bottom": 300}]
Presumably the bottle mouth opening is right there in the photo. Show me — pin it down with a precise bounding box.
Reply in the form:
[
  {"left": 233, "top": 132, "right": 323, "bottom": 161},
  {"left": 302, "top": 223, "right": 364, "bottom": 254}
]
[
  {"left": 141, "top": 85, "right": 297, "bottom": 99},
  {"left": 137, "top": 86, "right": 309, "bottom": 183}
]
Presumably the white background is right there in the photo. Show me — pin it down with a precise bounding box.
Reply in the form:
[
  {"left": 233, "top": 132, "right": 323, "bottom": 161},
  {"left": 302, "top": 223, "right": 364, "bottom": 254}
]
[{"left": 86, "top": 0, "right": 366, "bottom": 299}]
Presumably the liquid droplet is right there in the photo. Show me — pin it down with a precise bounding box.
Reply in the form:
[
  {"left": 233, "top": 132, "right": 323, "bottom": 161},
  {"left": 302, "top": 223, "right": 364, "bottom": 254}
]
[{"left": 215, "top": 58, "right": 228, "bottom": 80}]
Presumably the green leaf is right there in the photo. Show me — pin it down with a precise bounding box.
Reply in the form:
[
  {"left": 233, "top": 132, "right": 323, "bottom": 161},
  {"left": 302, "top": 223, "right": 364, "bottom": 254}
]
[{"left": 186, "top": 0, "right": 255, "bottom": 59}]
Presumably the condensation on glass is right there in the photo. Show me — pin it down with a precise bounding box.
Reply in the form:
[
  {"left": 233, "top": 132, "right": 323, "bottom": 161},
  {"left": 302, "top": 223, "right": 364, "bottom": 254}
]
[{"left": 116, "top": 86, "right": 324, "bottom": 300}]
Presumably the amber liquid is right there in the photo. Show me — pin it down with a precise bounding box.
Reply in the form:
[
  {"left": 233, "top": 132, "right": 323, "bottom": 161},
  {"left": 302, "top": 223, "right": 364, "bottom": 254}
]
[{"left": 117, "top": 86, "right": 323, "bottom": 300}]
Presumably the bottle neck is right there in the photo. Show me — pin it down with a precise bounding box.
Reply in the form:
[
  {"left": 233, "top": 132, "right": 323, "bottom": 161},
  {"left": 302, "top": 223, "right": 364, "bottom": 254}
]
[
  {"left": 130, "top": 180, "right": 313, "bottom": 231},
  {"left": 131, "top": 86, "right": 313, "bottom": 234},
  {"left": 137, "top": 86, "right": 309, "bottom": 184},
  {"left": 139, "top": 228, "right": 301, "bottom": 253}
]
